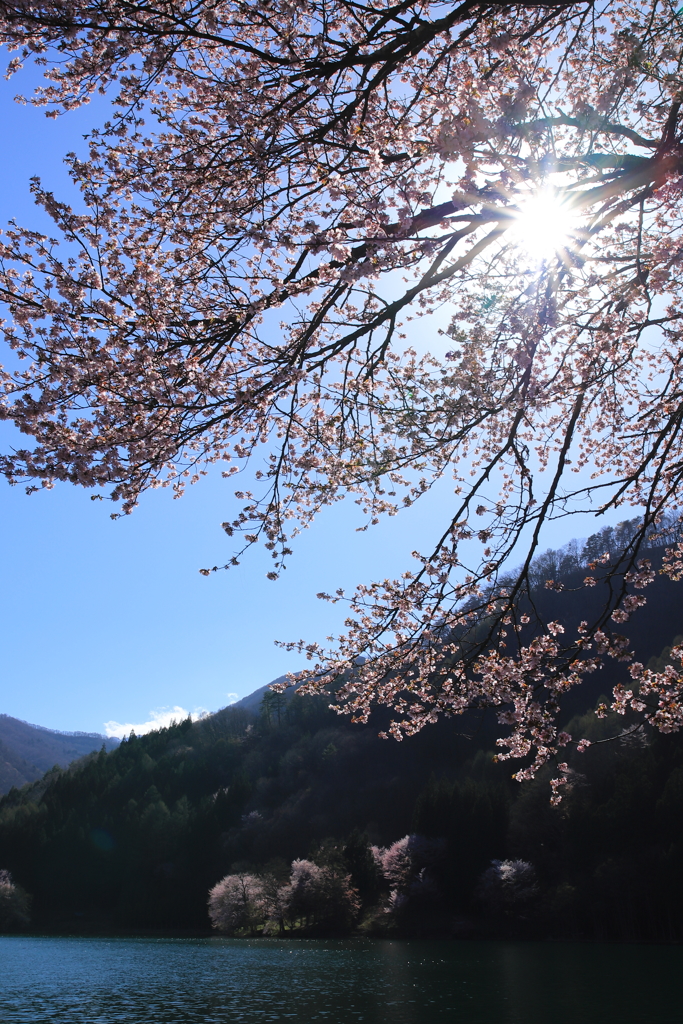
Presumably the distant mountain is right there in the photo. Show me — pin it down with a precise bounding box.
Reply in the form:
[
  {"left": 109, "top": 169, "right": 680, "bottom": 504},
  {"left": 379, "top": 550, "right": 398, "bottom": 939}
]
[
  {"left": 0, "top": 715, "right": 119, "bottom": 794},
  {"left": 0, "top": 677, "right": 293, "bottom": 797}
]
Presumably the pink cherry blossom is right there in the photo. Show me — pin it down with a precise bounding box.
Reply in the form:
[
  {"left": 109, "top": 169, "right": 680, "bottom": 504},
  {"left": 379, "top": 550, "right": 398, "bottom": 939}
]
[{"left": 0, "top": 3, "right": 681, "bottom": 795}]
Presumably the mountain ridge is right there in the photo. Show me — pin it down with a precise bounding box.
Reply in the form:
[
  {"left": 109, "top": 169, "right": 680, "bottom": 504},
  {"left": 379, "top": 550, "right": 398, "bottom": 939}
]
[{"left": 0, "top": 715, "right": 119, "bottom": 794}]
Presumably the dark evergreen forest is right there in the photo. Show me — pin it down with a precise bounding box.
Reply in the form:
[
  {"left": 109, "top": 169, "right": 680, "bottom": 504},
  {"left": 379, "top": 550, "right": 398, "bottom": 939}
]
[{"left": 3, "top": 526, "right": 683, "bottom": 941}]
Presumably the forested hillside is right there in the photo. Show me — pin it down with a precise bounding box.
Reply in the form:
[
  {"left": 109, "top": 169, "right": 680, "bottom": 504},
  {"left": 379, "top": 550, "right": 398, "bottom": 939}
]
[
  {"left": 2, "top": 657, "right": 683, "bottom": 940},
  {"left": 0, "top": 737, "right": 43, "bottom": 795},
  {"left": 0, "top": 716, "right": 119, "bottom": 795},
  {"left": 2, "top": 531, "right": 683, "bottom": 941}
]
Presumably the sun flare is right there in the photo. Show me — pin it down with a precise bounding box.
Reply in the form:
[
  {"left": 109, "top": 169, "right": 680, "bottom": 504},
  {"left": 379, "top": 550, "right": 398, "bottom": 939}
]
[{"left": 509, "top": 190, "right": 577, "bottom": 263}]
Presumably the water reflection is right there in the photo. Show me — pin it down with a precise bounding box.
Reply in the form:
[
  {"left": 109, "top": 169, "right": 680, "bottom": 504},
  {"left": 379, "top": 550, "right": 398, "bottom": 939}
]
[{"left": 0, "top": 936, "right": 680, "bottom": 1023}]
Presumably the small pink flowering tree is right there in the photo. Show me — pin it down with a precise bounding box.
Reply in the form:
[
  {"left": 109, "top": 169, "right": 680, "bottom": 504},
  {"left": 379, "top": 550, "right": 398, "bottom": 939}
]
[
  {"left": 284, "top": 859, "right": 323, "bottom": 930},
  {"left": 258, "top": 872, "right": 291, "bottom": 935},
  {"left": 373, "top": 835, "right": 444, "bottom": 912},
  {"left": 477, "top": 859, "right": 539, "bottom": 918},
  {"left": 285, "top": 859, "right": 360, "bottom": 931},
  {"left": 207, "top": 873, "right": 264, "bottom": 935},
  {"left": 0, "top": 870, "right": 31, "bottom": 931}
]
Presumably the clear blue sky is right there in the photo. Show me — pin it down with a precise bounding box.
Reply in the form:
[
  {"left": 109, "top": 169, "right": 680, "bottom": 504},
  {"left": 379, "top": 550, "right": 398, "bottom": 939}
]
[{"left": 0, "top": 69, "right": 612, "bottom": 736}]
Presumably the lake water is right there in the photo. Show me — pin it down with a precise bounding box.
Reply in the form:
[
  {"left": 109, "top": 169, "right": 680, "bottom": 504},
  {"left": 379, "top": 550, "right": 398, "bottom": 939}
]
[{"left": 0, "top": 935, "right": 680, "bottom": 1023}]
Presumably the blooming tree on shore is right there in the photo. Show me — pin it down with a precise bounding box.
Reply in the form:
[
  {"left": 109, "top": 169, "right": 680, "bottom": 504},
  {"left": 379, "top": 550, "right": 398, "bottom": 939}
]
[
  {"left": 286, "top": 858, "right": 360, "bottom": 929},
  {"left": 207, "top": 872, "right": 265, "bottom": 934},
  {"left": 208, "top": 859, "right": 359, "bottom": 933},
  {"left": 373, "top": 834, "right": 444, "bottom": 912},
  {"left": 0, "top": 869, "right": 31, "bottom": 930},
  {"left": 2, "top": 2, "right": 683, "bottom": 784},
  {"left": 477, "top": 858, "right": 539, "bottom": 917}
]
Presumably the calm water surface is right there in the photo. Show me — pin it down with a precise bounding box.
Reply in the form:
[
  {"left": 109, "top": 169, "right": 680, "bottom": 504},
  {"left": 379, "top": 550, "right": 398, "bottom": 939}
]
[{"left": 0, "top": 935, "right": 679, "bottom": 1023}]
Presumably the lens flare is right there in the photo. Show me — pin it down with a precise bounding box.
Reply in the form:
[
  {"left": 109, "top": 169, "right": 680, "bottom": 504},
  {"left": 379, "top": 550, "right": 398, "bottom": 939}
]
[{"left": 509, "top": 190, "right": 577, "bottom": 262}]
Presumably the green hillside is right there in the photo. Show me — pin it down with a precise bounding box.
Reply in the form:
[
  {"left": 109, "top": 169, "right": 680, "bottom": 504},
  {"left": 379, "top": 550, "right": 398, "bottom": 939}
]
[
  {"left": 2, "top": 669, "right": 683, "bottom": 941},
  {"left": 3, "top": 528, "right": 683, "bottom": 940}
]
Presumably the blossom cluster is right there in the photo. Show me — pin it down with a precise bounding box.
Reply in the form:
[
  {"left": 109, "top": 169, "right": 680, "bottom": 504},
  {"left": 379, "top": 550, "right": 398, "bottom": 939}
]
[{"left": 208, "top": 858, "right": 360, "bottom": 934}]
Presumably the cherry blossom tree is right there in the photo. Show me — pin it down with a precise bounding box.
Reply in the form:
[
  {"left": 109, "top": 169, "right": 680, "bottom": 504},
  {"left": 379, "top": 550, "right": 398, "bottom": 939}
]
[
  {"left": 285, "top": 858, "right": 360, "bottom": 930},
  {"left": 284, "top": 859, "right": 324, "bottom": 929},
  {"left": 477, "top": 858, "right": 539, "bottom": 917},
  {"left": 373, "top": 834, "right": 444, "bottom": 911},
  {"left": 207, "top": 872, "right": 264, "bottom": 933},
  {"left": 0, "top": 869, "right": 31, "bottom": 930},
  {"left": 2, "top": 2, "right": 683, "bottom": 786},
  {"left": 208, "top": 859, "right": 359, "bottom": 933}
]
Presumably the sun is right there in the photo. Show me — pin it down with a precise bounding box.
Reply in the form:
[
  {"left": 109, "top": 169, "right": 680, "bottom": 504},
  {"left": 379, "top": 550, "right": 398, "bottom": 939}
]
[{"left": 509, "top": 189, "right": 577, "bottom": 263}]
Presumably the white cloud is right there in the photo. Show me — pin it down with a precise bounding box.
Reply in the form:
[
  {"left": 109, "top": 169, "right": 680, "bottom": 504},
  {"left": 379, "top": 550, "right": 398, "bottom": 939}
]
[
  {"left": 226, "top": 692, "right": 240, "bottom": 705},
  {"left": 103, "top": 705, "right": 209, "bottom": 738}
]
